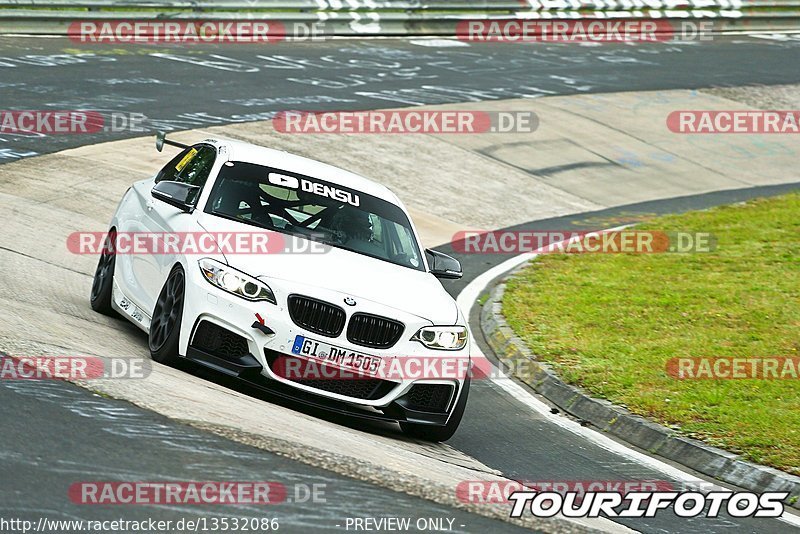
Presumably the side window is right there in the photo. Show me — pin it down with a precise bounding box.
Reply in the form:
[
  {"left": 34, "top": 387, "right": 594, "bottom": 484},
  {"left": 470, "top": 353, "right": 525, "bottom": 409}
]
[
  {"left": 155, "top": 147, "right": 193, "bottom": 183},
  {"left": 155, "top": 144, "right": 217, "bottom": 189},
  {"left": 178, "top": 145, "right": 216, "bottom": 188}
]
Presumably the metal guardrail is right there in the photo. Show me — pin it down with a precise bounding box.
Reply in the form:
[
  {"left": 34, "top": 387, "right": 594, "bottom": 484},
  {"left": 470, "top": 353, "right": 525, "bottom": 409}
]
[
  {"left": 2, "top": 0, "right": 800, "bottom": 8},
  {"left": 1, "top": 0, "right": 799, "bottom": 34},
  {"left": 3, "top": 0, "right": 800, "bottom": 6}
]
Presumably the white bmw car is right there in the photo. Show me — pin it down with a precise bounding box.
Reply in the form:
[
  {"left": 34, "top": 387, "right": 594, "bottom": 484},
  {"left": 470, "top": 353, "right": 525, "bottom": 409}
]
[{"left": 90, "top": 132, "right": 470, "bottom": 441}]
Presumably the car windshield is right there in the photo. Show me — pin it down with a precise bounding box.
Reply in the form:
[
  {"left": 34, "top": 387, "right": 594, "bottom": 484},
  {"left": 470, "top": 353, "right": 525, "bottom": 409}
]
[{"left": 204, "top": 161, "right": 424, "bottom": 271}]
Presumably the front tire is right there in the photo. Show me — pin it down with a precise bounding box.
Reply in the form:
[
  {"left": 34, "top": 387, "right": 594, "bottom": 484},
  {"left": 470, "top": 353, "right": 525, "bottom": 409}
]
[
  {"left": 400, "top": 378, "right": 470, "bottom": 442},
  {"left": 149, "top": 265, "right": 185, "bottom": 365},
  {"left": 90, "top": 229, "right": 118, "bottom": 317}
]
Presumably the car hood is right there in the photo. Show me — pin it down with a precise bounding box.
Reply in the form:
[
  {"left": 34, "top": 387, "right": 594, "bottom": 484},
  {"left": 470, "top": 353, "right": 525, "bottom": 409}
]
[{"left": 197, "top": 214, "right": 459, "bottom": 324}]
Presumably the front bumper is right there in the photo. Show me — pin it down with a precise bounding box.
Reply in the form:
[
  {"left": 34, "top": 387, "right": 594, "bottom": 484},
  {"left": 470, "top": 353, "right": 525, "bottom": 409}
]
[{"left": 178, "top": 262, "right": 470, "bottom": 426}]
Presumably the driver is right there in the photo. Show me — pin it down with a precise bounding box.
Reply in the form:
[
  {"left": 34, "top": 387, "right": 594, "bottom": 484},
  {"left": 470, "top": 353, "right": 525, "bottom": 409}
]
[
  {"left": 330, "top": 207, "right": 374, "bottom": 245},
  {"left": 327, "top": 207, "right": 388, "bottom": 259}
]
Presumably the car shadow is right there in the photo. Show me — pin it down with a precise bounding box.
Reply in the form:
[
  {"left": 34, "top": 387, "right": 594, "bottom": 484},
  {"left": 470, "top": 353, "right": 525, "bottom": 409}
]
[{"left": 170, "top": 356, "right": 422, "bottom": 442}]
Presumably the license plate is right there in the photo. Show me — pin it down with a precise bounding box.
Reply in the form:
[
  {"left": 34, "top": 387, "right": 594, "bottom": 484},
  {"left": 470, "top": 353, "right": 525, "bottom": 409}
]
[{"left": 291, "top": 335, "right": 382, "bottom": 376}]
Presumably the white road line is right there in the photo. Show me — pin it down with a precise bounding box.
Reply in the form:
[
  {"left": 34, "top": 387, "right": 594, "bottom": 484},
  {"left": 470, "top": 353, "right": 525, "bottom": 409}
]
[{"left": 455, "top": 240, "right": 800, "bottom": 528}]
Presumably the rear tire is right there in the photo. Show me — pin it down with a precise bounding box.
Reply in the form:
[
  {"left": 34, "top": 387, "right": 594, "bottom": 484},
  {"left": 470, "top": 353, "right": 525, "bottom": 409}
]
[
  {"left": 148, "top": 265, "right": 185, "bottom": 366},
  {"left": 400, "top": 378, "right": 470, "bottom": 442},
  {"left": 90, "top": 229, "right": 118, "bottom": 317}
]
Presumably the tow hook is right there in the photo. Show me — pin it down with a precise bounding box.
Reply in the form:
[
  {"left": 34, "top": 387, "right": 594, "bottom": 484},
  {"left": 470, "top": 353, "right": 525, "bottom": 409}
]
[
  {"left": 252, "top": 313, "right": 274, "bottom": 336},
  {"left": 252, "top": 321, "right": 275, "bottom": 335}
]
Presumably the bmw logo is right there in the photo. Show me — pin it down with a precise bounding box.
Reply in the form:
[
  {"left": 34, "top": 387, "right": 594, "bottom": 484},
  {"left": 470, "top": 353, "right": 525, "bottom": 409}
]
[{"left": 344, "top": 297, "right": 356, "bottom": 306}]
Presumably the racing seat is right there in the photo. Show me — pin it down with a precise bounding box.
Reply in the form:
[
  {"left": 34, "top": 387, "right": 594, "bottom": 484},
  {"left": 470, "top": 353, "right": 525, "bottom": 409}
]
[{"left": 213, "top": 179, "right": 264, "bottom": 220}]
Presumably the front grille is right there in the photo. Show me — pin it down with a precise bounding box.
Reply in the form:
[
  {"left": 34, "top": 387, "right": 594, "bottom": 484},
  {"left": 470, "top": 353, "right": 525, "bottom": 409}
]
[
  {"left": 264, "top": 350, "right": 396, "bottom": 400},
  {"left": 346, "top": 313, "right": 404, "bottom": 349},
  {"left": 191, "top": 321, "right": 249, "bottom": 360},
  {"left": 402, "top": 383, "right": 454, "bottom": 413},
  {"left": 287, "top": 295, "right": 346, "bottom": 337}
]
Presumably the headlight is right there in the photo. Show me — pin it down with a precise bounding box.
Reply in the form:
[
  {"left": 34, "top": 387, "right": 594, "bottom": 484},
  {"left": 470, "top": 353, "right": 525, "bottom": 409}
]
[
  {"left": 198, "top": 258, "right": 276, "bottom": 304},
  {"left": 412, "top": 326, "right": 468, "bottom": 350}
]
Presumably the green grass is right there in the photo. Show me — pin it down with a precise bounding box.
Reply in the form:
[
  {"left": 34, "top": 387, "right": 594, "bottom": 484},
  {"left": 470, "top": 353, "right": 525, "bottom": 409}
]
[{"left": 503, "top": 193, "right": 800, "bottom": 475}]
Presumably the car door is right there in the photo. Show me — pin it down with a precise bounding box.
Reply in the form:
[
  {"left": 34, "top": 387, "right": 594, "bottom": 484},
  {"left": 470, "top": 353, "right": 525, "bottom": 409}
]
[{"left": 135, "top": 143, "right": 218, "bottom": 314}]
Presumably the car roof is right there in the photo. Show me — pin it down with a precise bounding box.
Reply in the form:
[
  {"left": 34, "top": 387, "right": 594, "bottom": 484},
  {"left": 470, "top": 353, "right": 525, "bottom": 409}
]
[{"left": 203, "top": 137, "right": 401, "bottom": 205}]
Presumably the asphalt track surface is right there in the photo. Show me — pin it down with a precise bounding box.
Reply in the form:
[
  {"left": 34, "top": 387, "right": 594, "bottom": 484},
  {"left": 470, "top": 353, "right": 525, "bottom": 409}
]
[
  {"left": 2, "top": 35, "right": 800, "bottom": 533},
  {"left": 2, "top": 34, "right": 800, "bottom": 159},
  {"left": 0, "top": 378, "right": 529, "bottom": 533}
]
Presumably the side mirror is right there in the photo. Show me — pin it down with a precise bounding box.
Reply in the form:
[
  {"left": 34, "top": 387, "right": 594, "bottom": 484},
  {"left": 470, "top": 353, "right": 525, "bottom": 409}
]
[
  {"left": 425, "top": 249, "right": 463, "bottom": 280},
  {"left": 151, "top": 181, "right": 200, "bottom": 213}
]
